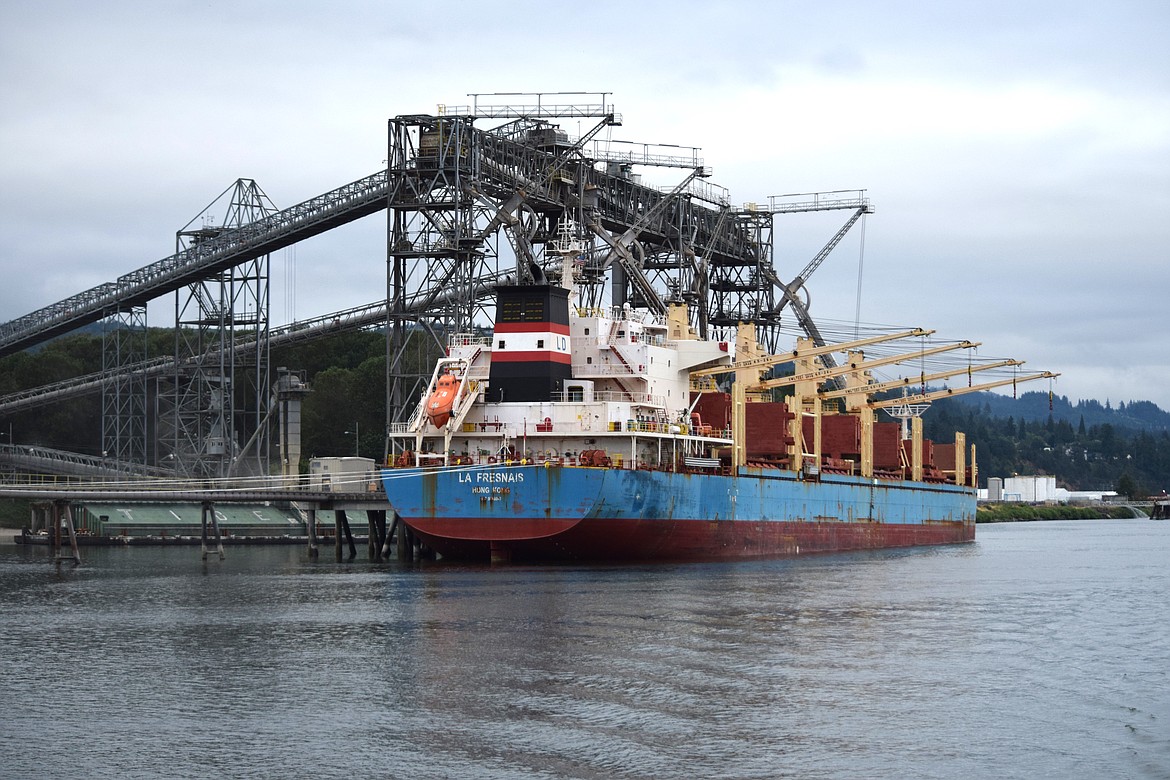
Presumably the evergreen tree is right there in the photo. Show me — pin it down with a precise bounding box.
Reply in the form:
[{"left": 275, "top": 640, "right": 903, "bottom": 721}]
[{"left": 1116, "top": 473, "right": 1143, "bottom": 500}]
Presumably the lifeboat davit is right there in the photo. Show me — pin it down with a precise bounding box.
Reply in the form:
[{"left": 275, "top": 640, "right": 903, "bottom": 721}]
[{"left": 426, "top": 373, "right": 459, "bottom": 428}]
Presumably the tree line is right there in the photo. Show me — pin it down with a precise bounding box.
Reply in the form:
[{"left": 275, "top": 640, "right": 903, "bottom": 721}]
[
  {"left": 0, "top": 327, "right": 441, "bottom": 470},
  {"left": 2, "top": 331, "right": 1167, "bottom": 496},
  {"left": 921, "top": 395, "right": 1170, "bottom": 499}
]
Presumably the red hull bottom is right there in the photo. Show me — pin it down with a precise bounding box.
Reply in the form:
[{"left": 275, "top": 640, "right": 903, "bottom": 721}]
[{"left": 406, "top": 517, "right": 975, "bottom": 564}]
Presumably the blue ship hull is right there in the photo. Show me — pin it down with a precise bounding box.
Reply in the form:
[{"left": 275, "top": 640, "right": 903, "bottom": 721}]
[{"left": 382, "top": 464, "right": 975, "bottom": 562}]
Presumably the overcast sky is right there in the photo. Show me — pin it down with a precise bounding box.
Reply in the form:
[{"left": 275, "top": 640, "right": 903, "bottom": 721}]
[{"left": 2, "top": 1, "right": 1167, "bottom": 409}]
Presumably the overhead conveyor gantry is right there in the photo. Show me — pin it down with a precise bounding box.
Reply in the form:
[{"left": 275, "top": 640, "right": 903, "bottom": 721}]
[
  {"left": 2, "top": 93, "right": 878, "bottom": 476},
  {"left": 0, "top": 170, "right": 394, "bottom": 359}
]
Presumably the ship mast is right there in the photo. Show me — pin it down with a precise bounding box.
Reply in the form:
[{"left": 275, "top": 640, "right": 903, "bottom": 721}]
[{"left": 548, "top": 217, "right": 584, "bottom": 304}]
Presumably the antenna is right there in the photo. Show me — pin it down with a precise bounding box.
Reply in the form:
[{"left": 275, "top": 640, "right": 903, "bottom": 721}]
[{"left": 882, "top": 386, "right": 931, "bottom": 440}]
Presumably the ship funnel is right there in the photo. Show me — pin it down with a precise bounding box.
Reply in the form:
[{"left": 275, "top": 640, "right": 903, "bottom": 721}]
[{"left": 488, "top": 285, "right": 572, "bottom": 402}]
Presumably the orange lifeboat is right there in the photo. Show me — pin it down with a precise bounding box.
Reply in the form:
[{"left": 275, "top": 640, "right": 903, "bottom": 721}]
[{"left": 426, "top": 373, "right": 459, "bottom": 428}]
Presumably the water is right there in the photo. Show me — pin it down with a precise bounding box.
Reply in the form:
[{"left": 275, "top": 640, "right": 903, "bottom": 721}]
[{"left": 1, "top": 519, "right": 1167, "bottom": 780}]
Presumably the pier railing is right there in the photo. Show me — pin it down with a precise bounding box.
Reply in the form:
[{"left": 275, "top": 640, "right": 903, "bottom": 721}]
[{"left": 0, "top": 464, "right": 386, "bottom": 499}]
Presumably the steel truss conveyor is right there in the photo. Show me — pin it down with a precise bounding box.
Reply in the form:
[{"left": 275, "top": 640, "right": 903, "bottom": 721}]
[
  {"left": 0, "top": 171, "right": 392, "bottom": 358},
  {"left": 0, "top": 262, "right": 518, "bottom": 417},
  {"left": 1, "top": 103, "right": 806, "bottom": 361},
  {"left": 2, "top": 94, "right": 871, "bottom": 475}
]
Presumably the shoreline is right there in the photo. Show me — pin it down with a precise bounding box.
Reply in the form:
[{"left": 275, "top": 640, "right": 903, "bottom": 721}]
[
  {"left": 3, "top": 513, "right": 1151, "bottom": 547},
  {"left": 977, "top": 503, "right": 1146, "bottom": 523}
]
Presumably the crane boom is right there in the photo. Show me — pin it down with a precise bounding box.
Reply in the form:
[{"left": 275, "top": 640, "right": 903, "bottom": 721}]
[
  {"left": 689, "top": 328, "right": 933, "bottom": 378},
  {"left": 749, "top": 341, "right": 980, "bottom": 392},
  {"left": 776, "top": 204, "right": 872, "bottom": 312},
  {"left": 818, "top": 358, "right": 1024, "bottom": 401},
  {"left": 866, "top": 372, "right": 1060, "bottom": 409}
]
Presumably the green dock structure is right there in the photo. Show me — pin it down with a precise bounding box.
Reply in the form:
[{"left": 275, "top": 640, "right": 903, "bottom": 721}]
[
  {"left": 73, "top": 502, "right": 304, "bottom": 539},
  {"left": 8, "top": 483, "right": 398, "bottom": 562}
]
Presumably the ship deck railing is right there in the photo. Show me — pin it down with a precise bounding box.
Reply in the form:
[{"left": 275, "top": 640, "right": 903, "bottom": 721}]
[
  {"left": 574, "top": 306, "right": 667, "bottom": 327},
  {"left": 570, "top": 363, "right": 648, "bottom": 378},
  {"left": 591, "top": 333, "right": 667, "bottom": 348},
  {"left": 448, "top": 333, "right": 491, "bottom": 349},
  {"left": 450, "top": 419, "right": 689, "bottom": 435},
  {"left": 548, "top": 389, "right": 667, "bottom": 407},
  {"left": 389, "top": 415, "right": 731, "bottom": 442}
]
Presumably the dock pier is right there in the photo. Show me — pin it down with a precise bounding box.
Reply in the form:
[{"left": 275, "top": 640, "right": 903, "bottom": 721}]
[{"left": 3, "top": 481, "right": 405, "bottom": 565}]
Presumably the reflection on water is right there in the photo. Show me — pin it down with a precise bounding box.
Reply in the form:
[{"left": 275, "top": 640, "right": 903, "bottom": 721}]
[{"left": 2, "top": 520, "right": 1167, "bottom": 779}]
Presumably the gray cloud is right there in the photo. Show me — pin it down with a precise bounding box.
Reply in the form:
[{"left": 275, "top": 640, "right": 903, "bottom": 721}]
[{"left": 1, "top": 0, "right": 1167, "bottom": 408}]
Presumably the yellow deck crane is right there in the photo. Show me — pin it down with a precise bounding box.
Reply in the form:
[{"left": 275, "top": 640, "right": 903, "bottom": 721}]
[
  {"left": 747, "top": 341, "right": 980, "bottom": 393},
  {"left": 742, "top": 340, "right": 981, "bottom": 475},
  {"left": 717, "top": 333, "right": 974, "bottom": 469},
  {"left": 818, "top": 358, "right": 1025, "bottom": 405},
  {"left": 690, "top": 327, "right": 935, "bottom": 395},
  {"left": 690, "top": 327, "right": 935, "bottom": 378},
  {"left": 866, "top": 371, "right": 1061, "bottom": 484},
  {"left": 695, "top": 327, "right": 932, "bottom": 467}
]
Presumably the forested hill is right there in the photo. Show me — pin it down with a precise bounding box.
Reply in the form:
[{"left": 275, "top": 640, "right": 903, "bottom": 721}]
[
  {"left": 939, "top": 390, "right": 1170, "bottom": 434},
  {"left": 1, "top": 332, "right": 1167, "bottom": 495},
  {"left": 919, "top": 391, "right": 1170, "bottom": 496}
]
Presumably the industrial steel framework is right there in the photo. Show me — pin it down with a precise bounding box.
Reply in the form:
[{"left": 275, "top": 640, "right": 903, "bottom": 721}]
[
  {"left": 1, "top": 94, "right": 875, "bottom": 475},
  {"left": 157, "top": 180, "right": 276, "bottom": 478},
  {"left": 100, "top": 304, "right": 147, "bottom": 466},
  {"left": 381, "top": 94, "right": 871, "bottom": 451}
]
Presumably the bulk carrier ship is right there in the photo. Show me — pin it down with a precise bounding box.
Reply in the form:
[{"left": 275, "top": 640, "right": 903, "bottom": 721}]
[{"left": 380, "top": 227, "right": 1048, "bottom": 564}]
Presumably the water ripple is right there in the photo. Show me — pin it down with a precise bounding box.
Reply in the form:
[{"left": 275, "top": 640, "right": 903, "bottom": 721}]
[{"left": 2, "top": 520, "right": 1168, "bottom": 779}]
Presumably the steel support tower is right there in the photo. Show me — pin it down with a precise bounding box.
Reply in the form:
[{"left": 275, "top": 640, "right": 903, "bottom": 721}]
[
  {"left": 2, "top": 95, "right": 876, "bottom": 476},
  {"left": 380, "top": 94, "right": 869, "bottom": 452},
  {"left": 157, "top": 180, "right": 275, "bottom": 478},
  {"left": 100, "top": 303, "right": 148, "bottom": 466}
]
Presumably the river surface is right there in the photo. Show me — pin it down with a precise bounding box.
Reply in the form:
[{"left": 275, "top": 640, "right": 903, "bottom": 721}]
[{"left": 1, "top": 518, "right": 1167, "bottom": 779}]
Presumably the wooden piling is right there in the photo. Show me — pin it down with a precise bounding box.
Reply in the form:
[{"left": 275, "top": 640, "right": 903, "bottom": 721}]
[
  {"left": 381, "top": 511, "right": 398, "bottom": 559},
  {"left": 52, "top": 501, "right": 81, "bottom": 565},
  {"left": 200, "top": 501, "right": 224, "bottom": 561},
  {"left": 367, "top": 509, "right": 386, "bottom": 560},
  {"left": 396, "top": 516, "right": 413, "bottom": 561},
  {"left": 335, "top": 509, "right": 357, "bottom": 561},
  {"left": 305, "top": 508, "right": 319, "bottom": 558}
]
